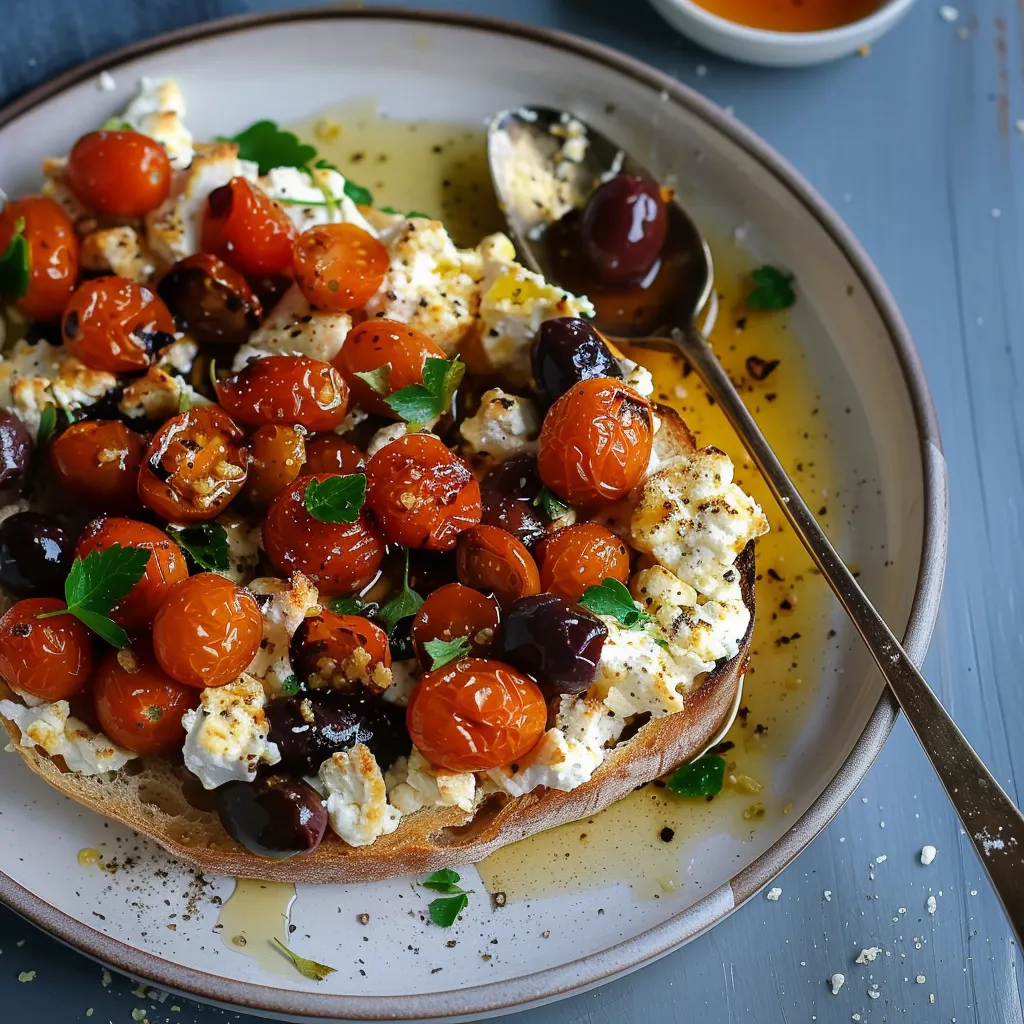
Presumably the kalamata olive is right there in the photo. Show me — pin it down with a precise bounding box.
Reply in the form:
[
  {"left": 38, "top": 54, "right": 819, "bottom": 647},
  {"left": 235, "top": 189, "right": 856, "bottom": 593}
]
[
  {"left": 265, "top": 689, "right": 411, "bottom": 776},
  {"left": 531, "top": 317, "right": 622, "bottom": 405},
  {"left": 496, "top": 593, "right": 607, "bottom": 698},
  {"left": 0, "top": 512, "right": 73, "bottom": 598},
  {"left": 215, "top": 773, "right": 327, "bottom": 860},
  {"left": 580, "top": 174, "right": 668, "bottom": 286},
  {"left": 0, "top": 411, "right": 32, "bottom": 504},
  {"left": 480, "top": 454, "right": 547, "bottom": 548}
]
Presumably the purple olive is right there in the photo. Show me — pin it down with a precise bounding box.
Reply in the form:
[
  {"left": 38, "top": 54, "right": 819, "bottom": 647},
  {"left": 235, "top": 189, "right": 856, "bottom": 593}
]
[
  {"left": 531, "top": 317, "right": 622, "bottom": 405},
  {"left": 216, "top": 773, "right": 327, "bottom": 860},
  {"left": 480, "top": 454, "right": 547, "bottom": 548},
  {"left": 0, "top": 512, "right": 72, "bottom": 598},
  {"left": 0, "top": 411, "right": 32, "bottom": 504}
]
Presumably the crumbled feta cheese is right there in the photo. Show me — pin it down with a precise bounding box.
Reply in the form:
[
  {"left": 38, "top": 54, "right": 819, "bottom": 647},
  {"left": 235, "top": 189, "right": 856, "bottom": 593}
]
[
  {"left": 212, "top": 514, "right": 261, "bottom": 585},
  {"left": 939, "top": 5, "right": 958, "bottom": 22},
  {"left": 366, "top": 422, "right": 409, "bottom": 457},
  {"left": 245, "top": 573, "right": 320, "bottom": 695},
  {"left": 117, "top": 366, "right": 208, "bottom": 420},
  {"left": 385, "top": 746, "right": 476, "bottom": 814},
  {"left": 259, "top": 166, "right": 375, "bottom": 236},
  {"left": 620, "top": 358, "right": 655, "bottom": 398},
  {"left": 459, "top": 388, "right": 540, "bottom": 462},
  {"left": 486, "top": 726, "right": 604, "bottom": 796},
  {"left": 122, "top": 78, "right": 194, "bottom": 169},
  {"left": 550, "top": 114, "right": 589, "bottom": 170},
  {"left": 320, "top": 744, "right": 400, "bottom": 846},
  {"left": 830, "top": 973, "right": 845, "bottom": 995},
  {"left": 855, "top": 946, "right": 883, "bottom": 964},
  {"left": 40, "top": 157, "right": 93, "bottom": 231},
  {"left": 920, "top": 844, "right": 937, "bottom": 865},
  {"left": 79, "top": 226, "right": 157, "bottom": 282},
  {"left": 97, "top": 70, "right": 116, "bottom": 92},
  {"left": 591, "top": 619, "right": 687, "bottom": 717},
  {"left": 766, "top": 887, "right": 782, "bottom": 901},
  {"left": 157, "top": 337, "right": 198, "bottom": 375},
  {"left": 926, "top": 895, "right": 937, "bottom": 914},
  {"left": 381, "top": 659, "right": 418, "bottom": 708}
]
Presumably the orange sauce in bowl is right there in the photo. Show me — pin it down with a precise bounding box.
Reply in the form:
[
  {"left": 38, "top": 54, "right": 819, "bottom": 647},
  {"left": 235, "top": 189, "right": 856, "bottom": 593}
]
[{"left": 691, "top": 0, "right": 883, "bottom": 32}]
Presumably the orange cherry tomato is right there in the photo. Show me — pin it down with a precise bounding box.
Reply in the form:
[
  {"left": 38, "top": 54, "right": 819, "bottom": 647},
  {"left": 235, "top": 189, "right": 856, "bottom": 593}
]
[
  {"left": 216, "top": 355, "right": 350, "bottom": 431},
  {"left": 365, "top": 433, "right": 481, "bottom": 551},
  {"left": 262, "top": 474, "right": 385, "bottom": 597},
  {"left": 456, "top": 525, "right": 540, "bottom": 607},
  {"left": 76, "top": 517, "right": 188, "bottom": 631},
  {"left": 334, "top": 318, "right": 446, "bottom": 418},
  {"left": 407, "top": 657, "right": 547, "bottom": 772},
  {"left": 0, "top": 597, "right": 93, "bottom": 701},
  {"left": 303, "top": 435, "right": 367, "bottom": 476},
  {"left": 291, "top": 611, "right": 391, "bottom": 690},
  {"left": 49, "top": 419, "right": 144, "bottom": 512},
  {"left": 92, "top": 647, "right": 198, "bottom": 755},
  {"left": 410, "top": 583, "right": 500, "bottom": 669},
  {"left": 292, "top": 223, "right": 389, "bottom": 311},
  {"left": 152, "top": 573, "right": 263, "bottom": 689},
  {"left": 535, "top": 523, "right": 630, "bottom": 602},
  {"left": 244, "top": 424, "right": 306, "bottom": 505},
  {"left": 138, "top": 405, "right": 248, "bottom": 522},
  {"left": 65, "top": 130, "right": 172, "bottom": 217},
  {"left": 202, "top": 177, "right": 296, "bottom": 277},
  {"left": 62, "top": 276, "right": 175, "bottom": 373},
  {"left": 537, "top": 377, "right": 654, "bottom": 507}
]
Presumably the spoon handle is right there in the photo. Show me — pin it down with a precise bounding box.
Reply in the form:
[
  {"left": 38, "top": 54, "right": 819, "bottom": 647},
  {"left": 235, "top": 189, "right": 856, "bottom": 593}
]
[{"left": 676, "top": 324, "right": 1024, "bottom": 938}]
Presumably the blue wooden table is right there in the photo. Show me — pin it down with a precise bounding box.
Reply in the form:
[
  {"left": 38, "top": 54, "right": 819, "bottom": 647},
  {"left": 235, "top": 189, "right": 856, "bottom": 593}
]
[{"left": 2, "top": 0, "right": 1022, "bottom": 1021}]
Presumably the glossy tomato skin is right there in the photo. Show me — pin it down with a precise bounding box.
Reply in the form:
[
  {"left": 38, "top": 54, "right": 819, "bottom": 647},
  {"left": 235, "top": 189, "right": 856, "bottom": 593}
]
[
  {"left": 0, "top": 196, "right": 79, "bottom": 322},
  {"left": 152, "top": 574, "right": 263, "bottom": 688},
  {"left": 49, "top": 420, "right": 144, "bottom": 512},
  {"left": 303, "top": 435, "right": 367, "bottom": 477},
  {"left": 291, "top": 611, "right": 391, "bottom": 691},
  {"left": 292, "top": 223, "right": 389, "bottom": 311},
  {"left": 537, "top": 377, "right": 654, "bottom": 506},
  {"left": 66, "top": 131, "right": 172, "bottom": 217},
  {"left": 456, "top": 525, "right": 540, "bottom": 607},
  {"left": 202, "top": 177, "right": 296, "bottom": 277},
  {"left": 76, "top": 517, "right": 188, "bottom": 630},
  {"left": 216, "top": 356, "right": 350, "bottom": 431},
  {"left": 365, "top": 433, "right": 481, "bottom": 551},
  {"left": 138, "top": 405, "right": 248, "bottom": 522},
  {"left": 410, "top": 583, "right": 500, "bottom": 669},
  {"left": 407, "top": 657, "right": 547, "bottom": 773},
  {"left": 262, "top": 474, "right": 385, "bottom": 597},
  {"left": 335, "top": 318, "right": 446, "bottom": 418},
  {"left": 0, "top": 597, "right": 93, "bottom": 701},
  {"left": 62, "top": 276, "right": 175, "bottom": 373},
  {"left": 535, "top": 522, "right": 630, "bottom": 602},
  {"left": 92, "top": 647, "right": 198, "bottom": 755},
  {"left": 244, "top": 424, "right": 306, "bottom": 506}
]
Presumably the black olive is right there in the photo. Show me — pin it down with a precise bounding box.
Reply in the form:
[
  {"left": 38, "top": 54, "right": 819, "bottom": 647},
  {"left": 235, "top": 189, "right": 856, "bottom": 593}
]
[
  {"left": 0, "top": 411, "right": 32, "bottom": 504},
  {"left": 496, "top": 593, "right": 607, "bottom": 698},
  {"left": 531, "top": 317, "right": 622, "bottom": 404},
  {"left": 0, "top": 512, "right": 72, "bottom": 598},
  {"left": 215, "top": 773, "right": 328, "bottom": 860},
  {"left": 479, "top": 454, "right": 547, "bottom": 548}
]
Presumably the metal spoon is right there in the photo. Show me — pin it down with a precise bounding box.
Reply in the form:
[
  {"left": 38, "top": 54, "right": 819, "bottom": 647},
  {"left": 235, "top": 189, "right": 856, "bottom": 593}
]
[{"left": 488, "top": 106, "right": 1024, "bottom": 939}]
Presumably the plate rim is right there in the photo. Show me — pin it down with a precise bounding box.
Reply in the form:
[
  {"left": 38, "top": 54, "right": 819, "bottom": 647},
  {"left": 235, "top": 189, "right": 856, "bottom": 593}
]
[{"left": 0, "top": 6, "right": 948, "bottom": 1020}]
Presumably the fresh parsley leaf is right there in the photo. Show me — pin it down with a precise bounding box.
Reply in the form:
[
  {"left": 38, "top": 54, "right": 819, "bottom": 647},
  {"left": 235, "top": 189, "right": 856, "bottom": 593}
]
[
  {"left": 578, "top": 578, "right": 651, "bottom": 629},
  {"left": 406, "top": 211, "right": 430, "bottom": 219},
  {"left": 278, "top": 674, "right": 301, "bottom": 696},
  {"left": 73, "top": 608, "right": 131, "bottom": 649},
  {"left": 428, "top": 893, "right": 469, "bottom": 927},
  {"left": 353, "top": 365, "right": 392, "bottom": 396},
  {"left": 225, "top": 120, "right": 317, "bottom": 176},
  {"left": 342, "top": 179, "right": 373, "bottom": 206},
  {"left": 379, "top": 206, "right": 399, "bottom": 214},
  {"left": 36, "top": 404, "right": 58, "bottom": 445},
  {"left": 270, "top": 937, "right": 336, "bottom": 981},
  {"left": 667, "top": 754, "right": 726, "bottom": 798},
  {"left": 303, "top": 474, "right": 367, "bottom": 524},
  {"left": 653, "top": 636, "right": 671, "bottom": 652},
  {"left": 422, "top": 636, "right": 473, "bottom": 670},
  {"left": 378, "top": 206, "right": 430, "bottom": 219},
  {"left": 177, "top": 389, "right": 192, "bottom": 414},
  {"left": 385, "top": 357, "right": 465, "bottom": 423},
  {"left": 421, "top": 868, "right": 463, "bottom": 894},
  {"left": 533, "top": 485, "right": 570, "bottom": 522},
  {"left": 0, "top": 216, "right": 30, "bottom": 301},
  {"left": 53, "top": 392, "right": 78, "bottom": 426},
  {"left": 328, "top": 595, "right": 377, "bottom": 616},
  {"left": 167, "top": 523, "right": 230, "bottom": 573},
  {"left": 375, "top": 549, "right": 424, "bottom": 637},
  {"left": 101, "top": 117, "right": 134, "bottom": 131},
  {"left": 747, "top": 266, "right": 796, "bottom": 311}
]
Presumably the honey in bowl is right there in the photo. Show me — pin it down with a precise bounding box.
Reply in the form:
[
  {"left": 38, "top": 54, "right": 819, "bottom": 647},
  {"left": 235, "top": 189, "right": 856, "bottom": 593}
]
[{"left": 691, "top": 0, "right": 883, "bottom": 32}]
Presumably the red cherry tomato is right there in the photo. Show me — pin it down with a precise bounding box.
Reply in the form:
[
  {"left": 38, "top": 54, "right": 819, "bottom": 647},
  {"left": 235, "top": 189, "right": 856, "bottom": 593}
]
[
  {"left": 244, "top": 424, "right": 306, "bottom": 506},
  {"left": 407, "top": 657, "right": 547, "bottom": 772},
  {"left": 292, "top": 223, "right": 389, "bottom": 311},
  {"left": 410, "top": 583, "right": 500, "bottom": 669},
  {"left": 216, "top": 355, "right": 350, "bottom": 431},
  {"left": 365, "top": 433, "right": 481, "bottom": 551},
  {"left": 303, "top": 435, "right": 367, "bottom": 476},
  {"left": 535, "top": 523, "right": 630, "bottom": 602},
  {"left": 92, "top": 647, "right": 198, "bottom": 755},
  {"left": 0, "top": 597, "right": 93, "bottom": 701},
  {"left": 62, "top": 276, "right": 175, "bottom": 373},
  {"left": 456, "top": 525, "right": 541, "bottom": 607},
  {"left": 291, "top": 611, "right": 391, "bottom": 690},
  {"left": 49, "top": 419, "right": 144, "bottom": 512},
  {"left": 65, "top": 130, "right": 172, "bottom": 217},
  {"left": 201, "top": 177, "right": 296, "bottom": 277}
]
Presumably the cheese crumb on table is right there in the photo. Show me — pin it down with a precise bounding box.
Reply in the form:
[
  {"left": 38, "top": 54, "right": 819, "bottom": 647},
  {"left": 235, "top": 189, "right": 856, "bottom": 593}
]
[
  {"left": 829, "top": 973, "right": 845, "bottom": 995},
  {"left": 920, "top": 844, "right": 937, "bottom": 865},
  {"left": 766, "top": 887, "right": 782, "bottom": 901},
  {"left": 855, "top": 946, "right": 882, "bottom": 964}
]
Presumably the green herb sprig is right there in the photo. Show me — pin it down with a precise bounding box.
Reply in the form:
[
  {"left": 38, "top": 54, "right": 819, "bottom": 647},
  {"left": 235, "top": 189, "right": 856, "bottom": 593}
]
[
  {"left": 746, "top": 266, "right": 796, "bottom": 311},
  {"left": 421, "top": 869, "right": 470, "bottom": 928},
  {"left": 578, "top": 578, "right": 652, "bottom": 630},
  {"left": 422, "top": 636, "right": 473, "bottom": 670},
  {"left": 167, "top": 523, "right": 230, "bottom": 573},
  {"left": 533, "top": 485, "right": 570, "bottom": 522},
  {"left": 667, "top": 754, "right": 726, "bottom": 798},
  {"left": 303, "top": 474, "right": 367, "bottom": 524},
  {"left": 375, "top": 548, "right": 423, "bottom": 637},
  {"left": 270, "top": 937, "right": 336, "bottom": 982},
  {"left": 0, "top": 216, "right": 30, "bottom": 301},
  {"left": 385, "top": 357, "right": 464, "bottom": 424}
]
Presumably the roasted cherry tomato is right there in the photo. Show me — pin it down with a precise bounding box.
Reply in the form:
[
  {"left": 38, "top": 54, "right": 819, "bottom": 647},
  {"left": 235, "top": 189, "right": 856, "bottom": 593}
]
[
  {"left": 407, "top": 657, "right": 546, "bottom": 772},
  {"left": 92, "top": 647, "right": 198, "bottom": 755},
  {"left": 262, "top": 474, "right": 385, "bottom": 597},
  {"left": 65, "top": 130, "right": 172, "bottom": 217},
  {"left": 292, "top": 223, "right": 389, "bottom": 311},
  {"left": 303, "top": 435, "right": 367, "bottom": 477},
  {"left": 535, "top": 522, "right": 630, "bottom": 602},
  {"left": 152, "top": 573, "right": 263, "bottom": 689},
  {"left": 138, "top": 405, "right": 248, "bottom": 522},
  {"left": 244, "top": 424, "right": 306, "bottom": 506},
  {"left": 365, "top": 433, "right": 481, "bottom": 551},
  {"left": 76, "top": 517, "right": 188, "bottom": 630},
  {"left": 0, "top": 597, "right": 93, "bottom": 701},
  {"left": 62, "top": 276, "right": 175, "bottom": 373},
  {"left": 334, "top": 318, "right": 446, "bottom": 418},
  {"left": 456, "top": 525, "right": 540, "bottom": 607},
  {"left": 537, "top": 377, "right": 654, "bottom": 506},
  {"left": 0, "top": 196, "right": 79, "bottom": 323},
  {"left": 410, "top": 582, "right": 500, "bottom": 669},
  {"left": 216, "top": 355, "right": 350, "bottom": 431},
  {"left": 202, "top": 177, "right": 296, "bottom": 277},
  {"left": 291, "top": 611, "right": 391, "bottom": 691},
  {"left": 49, "top": 419, "right": 144, "bottom": 512}
]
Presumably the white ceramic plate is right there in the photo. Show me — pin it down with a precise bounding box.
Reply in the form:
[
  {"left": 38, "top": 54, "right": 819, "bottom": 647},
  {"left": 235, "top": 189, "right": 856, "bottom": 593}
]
[{"left": 0, "top": 10, "right": 946, "bottom": 1022}]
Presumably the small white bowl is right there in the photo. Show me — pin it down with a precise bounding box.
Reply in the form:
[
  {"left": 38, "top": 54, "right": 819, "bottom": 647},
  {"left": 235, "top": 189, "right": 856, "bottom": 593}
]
[{"left": 647, "top": 0, "right": 918, "bottom": 66}]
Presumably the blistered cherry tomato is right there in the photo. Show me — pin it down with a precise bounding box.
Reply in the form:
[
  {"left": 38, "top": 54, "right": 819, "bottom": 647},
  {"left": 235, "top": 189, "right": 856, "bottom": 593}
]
[
  {"left": 291, "top": 611, "right": 391, "bottom": 690},
  {"left": 535, "top": 523, "right": 630, "bottom": 602},
  {"left": 49, "top": 419, "right": 144, "bottom": 512},
  {"left": 456, "top": 525, "right": 540, "bottom": 607},
  {"left": 66, "top": 130, "right": 172, "bottom": 217},
  {"left": 76, "top": 517, "right": 188, "bottom": 630},
  {"left": 202, "top": 177, "right": 296, "bottom": 277},
  {"left": 407, "top": 657, "right": 546, "bottom": 772},
  {"left": 263, "top": 474, "right": 385, "bottom": 597},
  {"left": 410, "top": 583, "right": 500, "bottom": 669},
  {"left": 538, "top": 377, "right": 654, "bottom": 506},
  {"left": 334, "top": 318, "right": 446, "bottom": 418},
  {"left": 62, "top": 276, "right": 175, "bottom": 373},
  {"left": 365, "top": 433, "right": 481, "bottom": 551},
  {"left": 292, "top": 223, "right": 389, "bottom": 311},
  {"left": 216, "top": 355, "right": 350, "bottom": 431},
  {"left": 303, "top": 435, "right": 367, "bottom": 476},
  {"left": 138, "top": 405, "right": 248, "bottom": 522},
  {"left": 92, "top": 648, "right": 198, "bottom": 755},
  {"left": 152, "top": 573, "right": 263, "bottom": 689},
  {"left": 0, "top": 597, "right": 93, "bottom": 701},
  {"left": 244, "top": 425, "right": 306, "bottom": 505},
  {"left": 0, "top": 196, "right": 79, "bottom": 323}
]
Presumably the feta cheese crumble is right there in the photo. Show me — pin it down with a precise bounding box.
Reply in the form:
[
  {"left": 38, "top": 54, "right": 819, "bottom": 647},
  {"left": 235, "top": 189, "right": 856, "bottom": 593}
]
[
  {"left": 385, "top": 746, "right": 476, "bottom": 814},
  {"left": 460, "top": 388, "right": 540, "bottom": 462},
  {"left": 855, "top": 947, "right": 882, "bottom": 964},
  {"left": 122, "top": 78, "right": 194, "bottom": 169},
  {"left": 320, "top": 744, "right": 401, "bottom": 847},
  {"left": 920, "top": 844, "right": 937, "bottom": 865},
  {"left": 830, "top": 973, "right": 845, "bottom": 995},
  {"left": 766, "top": 887, "right": 782, "bottom": 901},
  {"left": 245, "top": 574, "right": 320, "bottom": 695}
]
